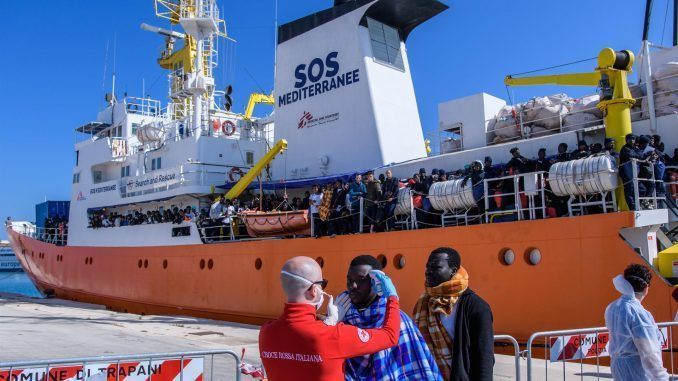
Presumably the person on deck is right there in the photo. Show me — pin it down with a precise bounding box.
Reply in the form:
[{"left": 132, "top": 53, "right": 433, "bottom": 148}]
[
  {"left": 605, "top": 138, "right": 619, "bottom": 160},
  {"left": 555, "top": 142, "right": 570, "bottom": 162},
  {"left": 605, "top": 264, "right": 669, "bottom": 381},
  {"left": 413, "top": 247, "right": 494, "bottom": 381},
  {"left": 364, "top": 172, "right": 382, "bottom": 233},
  {"left": 338, "top": 255, "right": 443, "bottom": 381},
  {"left": 348, "top": 174, "right": 367, "bottom": 233},
  {"left": 506, "top": 147, "right": 530, "bottom": 174},
  {"left": 259, "top": 256, "right": 401, "bottom": 381},
  {"left": 381, "top": 170, "right": 399, "bottom": 231}
]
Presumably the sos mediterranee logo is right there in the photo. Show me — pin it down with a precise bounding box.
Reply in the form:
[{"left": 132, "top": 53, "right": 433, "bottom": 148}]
[{"left": 278, "top": 51, "right": 360, "bottom": 108}]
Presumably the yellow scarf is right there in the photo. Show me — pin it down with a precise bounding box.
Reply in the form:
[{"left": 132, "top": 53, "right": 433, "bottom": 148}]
[{"left": 413, "top": 266, "right": 469, "bottom": 379}]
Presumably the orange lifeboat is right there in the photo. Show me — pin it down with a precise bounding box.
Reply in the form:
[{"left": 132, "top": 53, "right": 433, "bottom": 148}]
[{"left": 240, "top": 210, "right": 311, "bottom": 237}]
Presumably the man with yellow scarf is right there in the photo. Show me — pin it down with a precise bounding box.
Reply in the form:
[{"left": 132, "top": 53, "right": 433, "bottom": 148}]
[{"left": 413, "top": 247, "right": 494, "bottom": 380}]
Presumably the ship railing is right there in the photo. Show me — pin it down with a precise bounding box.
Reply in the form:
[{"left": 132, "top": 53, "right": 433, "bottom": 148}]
[
  {"left": 624, "top": 158, "right": 668, "bottom": 211},
  {"left": 483, "top": 73, "right": 678, "bottom": 147},
  {"left": 26, "top": 227, "right": 67, "bottom": 246},
  {"left": 483, "top": 172, "right": 548, "bottom": 223},
  {"left": 197, "top": 217, "right": 253, "bottom": 242},
  {"left": 0, "top": 349, "right": 243, "bottom": 381},
  {"left": 524, "top": 321, "right": 678, "bottom": 380},
  {"left": 123, "top": 97, "right": 161, "bottom": 117}
]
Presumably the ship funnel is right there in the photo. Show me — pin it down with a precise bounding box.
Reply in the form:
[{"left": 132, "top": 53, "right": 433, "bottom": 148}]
[{"left": 273, "top": 0, "right": 448, "bottom": 179}]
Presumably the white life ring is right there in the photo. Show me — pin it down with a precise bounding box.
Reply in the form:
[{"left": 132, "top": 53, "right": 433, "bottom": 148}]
[
  {"left": 229, "top": 166, "right": 243, "bottom": 182},
  {"left": 222, "top": 120, "right": 236, "bottom": 136}
]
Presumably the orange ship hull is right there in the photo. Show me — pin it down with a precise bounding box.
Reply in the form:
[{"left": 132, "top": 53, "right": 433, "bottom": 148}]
[{"left": 7, "top": 212, "right": 677, "bottom": 342}]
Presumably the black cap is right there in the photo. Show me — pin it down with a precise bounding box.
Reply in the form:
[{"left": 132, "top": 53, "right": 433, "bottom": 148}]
[
  {"left": 578, "top": 140, "right": 587, "bottom": 146},
  {"left": 538, "top": 148, "right": 546, "bottom": 153},
  {"left": 484, "top": 156, "right": 492, "bottom": 162},
  {"left": 639, "top": 135, "right": 650, "bottom": 144},
  {"left": 419, "top": 168, "right": 426, "bottom": 174},
  {"left": 510, "top": 147, "right": 519, "bottom": 154},
  {"left": 432, "top": 168, "right": 439, "bottom": 175}
]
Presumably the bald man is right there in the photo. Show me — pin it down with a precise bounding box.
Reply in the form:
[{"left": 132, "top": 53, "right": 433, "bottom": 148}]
[{"left": 259, "top": 256, "right": 401, "bottom": 381}]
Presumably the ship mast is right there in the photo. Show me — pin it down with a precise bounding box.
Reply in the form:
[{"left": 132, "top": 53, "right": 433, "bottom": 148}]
[{"left": 148, "top": 0, "right": 228, "bottom": 137}]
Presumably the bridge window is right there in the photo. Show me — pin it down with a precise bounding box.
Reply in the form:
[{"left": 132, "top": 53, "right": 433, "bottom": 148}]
[
  {"left": 151, "top": 157, "right": 162, "bottom": 171},
  {"left": 72, "top": 172, "right": 80, "bottom": 184},
  {"left": 367, "top": 18, "right": 404, "bottom": 70},
  {"left": 246, "top": 151, "right": 254, "bottom": 165},
  {"left": 120, "top": 165, "right": 130, "bottom": 178}
]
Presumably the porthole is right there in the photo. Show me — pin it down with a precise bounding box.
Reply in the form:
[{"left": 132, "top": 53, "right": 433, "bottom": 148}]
[
  {"left": 163, "top": 259, "right": 168, "bottom": 269},
  {"left": 207, "top": 259, "right": 214, "bottom": 270},
  {"left": 144, "top": 259, "right": 149, "bottom": 268},
  {"left": 89, "top": 257, "right": 93, "bottom": 265},
  {"left": 315, "top": 257, "right": 324, "bottom": 268},
  {"left": 254, "top": 258, "right": 263, "bottom": 270},
  {"left": 526, "top": 248, "right": 542, "bottom": 266},
  {"left": 393, "top": 254, "right": 406, "bottom": 270},
  {"left": 200, "top": 259, "right": 206, "bottom": 270},
  {"left": 500, "top": 249, "right": 515, "bottom": 266},
  {"left": 376, "top": 254, "right": 387, "bottom": 269},
  {"left": 85, "top": 257, "right": 88, "bottom": 265},
  {"left": 138, "top": 259, "right": 143, "bottom": 268}
]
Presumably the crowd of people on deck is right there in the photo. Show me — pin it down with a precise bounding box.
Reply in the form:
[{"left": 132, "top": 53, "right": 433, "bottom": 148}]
[
  {"left": 86, "top": 134, "right": 677, "bottom": 236},
  {"left": 88, "top": 206, "right": 200, "bottom": 228},
  {"left": 256, "top": 249, "right": 669, "bottom": 381},
  {"left": 41, "top": 216, "right": 68, "bottom": 244}
]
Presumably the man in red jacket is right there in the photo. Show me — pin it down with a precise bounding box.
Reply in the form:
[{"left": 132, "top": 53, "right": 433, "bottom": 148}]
[{"left": 259, "top": 256, "right": 401, "bottom": 381}]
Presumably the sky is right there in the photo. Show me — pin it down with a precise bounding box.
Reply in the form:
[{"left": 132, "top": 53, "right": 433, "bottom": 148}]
[{"left": 0, "top": 0, "right": 671, "bottom": 239}]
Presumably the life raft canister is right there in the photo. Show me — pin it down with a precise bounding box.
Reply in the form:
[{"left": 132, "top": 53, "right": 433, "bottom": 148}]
[
  {"left": 222, "top": 120, "right": 236, "bottom": 136},
  {"left": 212, "top": 119, "right": 221, "bottom": 133},
  {"left": 229, "top": 166, "right": 243, "bottom": 182}
]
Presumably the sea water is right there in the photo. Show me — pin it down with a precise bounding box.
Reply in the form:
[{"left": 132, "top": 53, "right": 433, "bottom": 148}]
[{"left": 0, "top": 271, "right": 41, "bottom": 297}]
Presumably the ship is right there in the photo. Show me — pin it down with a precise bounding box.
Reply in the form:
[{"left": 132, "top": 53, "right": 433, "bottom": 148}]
[
  {"left": 0, "top": 241, "right": 21, "bottom": 272},
  {"left": 6, "top": 0, "right": 678, "bottom": 348}
]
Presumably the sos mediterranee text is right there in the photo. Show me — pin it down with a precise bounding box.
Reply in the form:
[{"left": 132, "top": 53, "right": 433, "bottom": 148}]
[{"left": 278, "top": 52, "right": 359, "bottom": 107}]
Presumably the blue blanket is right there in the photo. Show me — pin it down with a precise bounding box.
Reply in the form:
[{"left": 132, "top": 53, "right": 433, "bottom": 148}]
[{"left": 342, "top": 292, "right": 443, "bottom": 381}]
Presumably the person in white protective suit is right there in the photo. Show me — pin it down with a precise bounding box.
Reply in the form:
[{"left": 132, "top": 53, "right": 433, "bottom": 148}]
[{"left": 605, "top": 264, "right": 669, "bottom": 381}]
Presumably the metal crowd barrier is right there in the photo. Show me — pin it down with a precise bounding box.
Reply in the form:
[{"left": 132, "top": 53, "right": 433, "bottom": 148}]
[
  {"left": 525, "top": 321, "right": 678, "bottom": 380},
  {"left": 495, "top": 334, "right": 521, "bottom": 381},
  {"left": 0, "top": 349, "right": 241, "bottom": 381}
]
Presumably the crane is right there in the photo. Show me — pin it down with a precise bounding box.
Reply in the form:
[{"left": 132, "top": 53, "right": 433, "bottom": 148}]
[
  {"left": 224, "top": 139, "right": 288, "bottom": 200},
  {"left": 505, "top": 47, "right": 635, "bottom": 151},
  {"left": 243, "top": 93, "right": 275, "bottom": 121}
]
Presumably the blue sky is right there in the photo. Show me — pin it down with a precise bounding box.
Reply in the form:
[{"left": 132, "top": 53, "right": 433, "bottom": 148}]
[{"left": 0, "top": 0, "right": 669, "bottom": 239}]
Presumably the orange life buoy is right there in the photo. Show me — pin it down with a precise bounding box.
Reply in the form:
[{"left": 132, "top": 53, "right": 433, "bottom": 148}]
[
  {"left": 670, "top": 170, "right": 678, "bottom": 200},
  {"left": 222, "top": 120, "right": 236, "bottom": 136},
  {"left": 229, "top": 166, "right": 243, "bottom": 182}
]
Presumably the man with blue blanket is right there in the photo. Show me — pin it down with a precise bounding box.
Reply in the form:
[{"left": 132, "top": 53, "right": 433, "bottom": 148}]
[{"left": 336, "top": 255, "right": 443, "bottom": 380}]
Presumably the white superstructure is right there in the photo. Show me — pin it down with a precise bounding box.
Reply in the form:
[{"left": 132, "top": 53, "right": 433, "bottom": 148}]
[{"left": 63, "top": 0, "right": 677, "bottom": 248}]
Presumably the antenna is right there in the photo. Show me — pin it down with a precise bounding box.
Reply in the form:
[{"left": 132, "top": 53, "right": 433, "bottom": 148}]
[
  {"left": 273, "top": 0, "right": 278, "bottom": 86},
  {"left": 112, "top": 32, "right": 117, "bottom": 103}
]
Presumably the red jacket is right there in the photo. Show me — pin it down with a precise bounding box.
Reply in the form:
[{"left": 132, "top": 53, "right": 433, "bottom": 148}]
[{"left": 259, "top": 296, "right": 401, "bottom": 381}]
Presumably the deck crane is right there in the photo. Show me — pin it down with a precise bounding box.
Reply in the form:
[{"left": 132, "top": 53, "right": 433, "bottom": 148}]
[
  {"left": 505, "top": 48, "right": 635, "bottom": 151},
  {"left": 224, "top": 139, "right": 287, "bottom": 200},
  {"left": 505, "top": 48, "right": 635, "bottom": 211},
  {"left": 243, "top": 93, "right": 275, "bottom": 121}
]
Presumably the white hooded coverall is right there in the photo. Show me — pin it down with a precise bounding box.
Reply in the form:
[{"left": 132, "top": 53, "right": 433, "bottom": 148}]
[{"left": 604, "top": 275, "right": 669, "bottom": 381}]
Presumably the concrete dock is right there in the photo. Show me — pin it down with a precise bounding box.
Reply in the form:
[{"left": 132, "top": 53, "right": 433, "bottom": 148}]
[{"left": 0, "top": 293, "right": 618, "bottom": 380}]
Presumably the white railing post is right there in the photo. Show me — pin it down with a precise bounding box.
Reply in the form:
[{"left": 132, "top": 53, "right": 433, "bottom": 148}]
[
  {"left": 359, "top": 197, "right": 364, "bottom": 234},
  {"left": 633, "top": 159, "right": 640, "bottom": 211}
]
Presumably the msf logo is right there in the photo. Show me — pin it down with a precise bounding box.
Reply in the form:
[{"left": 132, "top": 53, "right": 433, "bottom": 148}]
[{"left": 298, "top": 111, "right": 313, "bottom": 129}]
